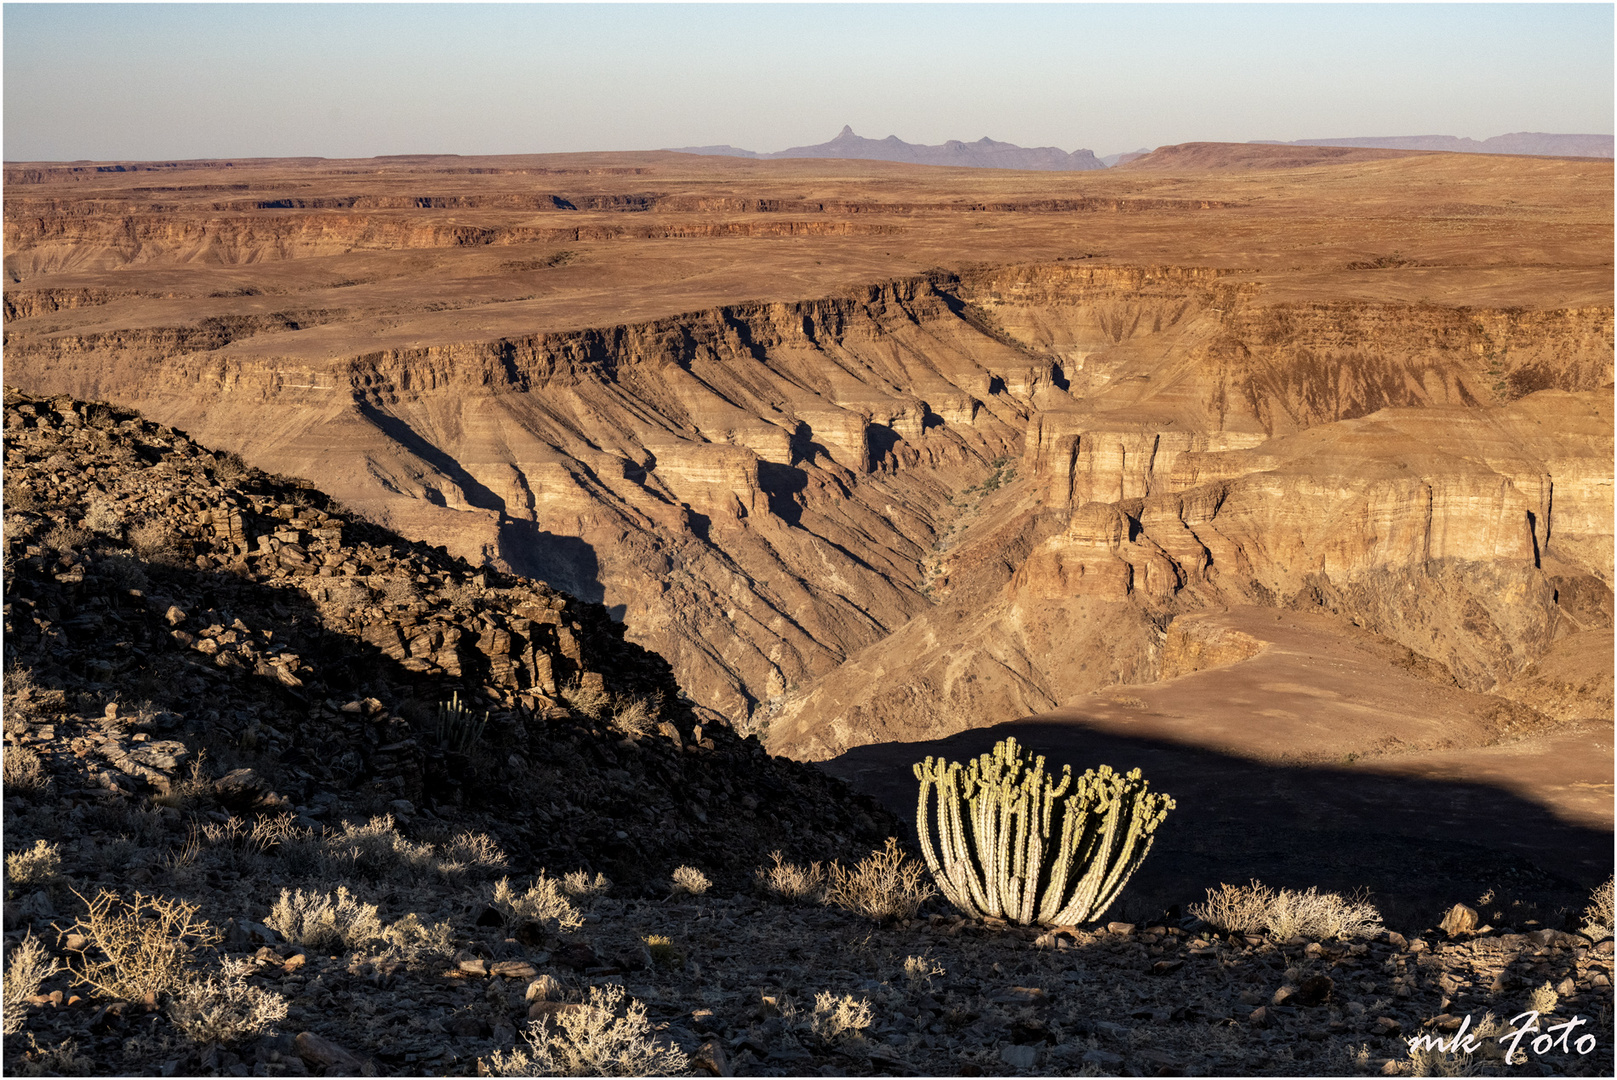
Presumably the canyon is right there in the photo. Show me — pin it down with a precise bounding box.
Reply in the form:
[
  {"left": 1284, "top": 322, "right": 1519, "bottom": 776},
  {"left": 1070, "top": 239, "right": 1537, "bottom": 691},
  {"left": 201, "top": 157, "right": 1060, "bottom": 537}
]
[{"left": 4, "top": 144, "right": 1612, "bottom": 854}]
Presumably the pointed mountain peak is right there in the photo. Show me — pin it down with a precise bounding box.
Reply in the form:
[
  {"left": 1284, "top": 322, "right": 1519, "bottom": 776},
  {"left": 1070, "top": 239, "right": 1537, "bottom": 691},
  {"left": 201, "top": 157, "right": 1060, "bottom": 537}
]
[{"left": 837, "top": 125, "right": 856, "bottom": 138}]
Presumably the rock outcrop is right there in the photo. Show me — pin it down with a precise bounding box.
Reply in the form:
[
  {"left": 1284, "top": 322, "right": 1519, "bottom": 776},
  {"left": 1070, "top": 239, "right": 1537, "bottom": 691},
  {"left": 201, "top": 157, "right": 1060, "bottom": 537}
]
[{"left": 2, "top": 389, "right": 895, "bottom": 881}]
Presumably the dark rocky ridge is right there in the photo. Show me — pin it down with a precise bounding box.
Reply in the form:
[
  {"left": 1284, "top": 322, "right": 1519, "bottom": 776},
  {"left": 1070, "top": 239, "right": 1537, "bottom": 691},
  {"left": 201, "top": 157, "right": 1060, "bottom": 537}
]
[{"left": 1, "top": 388, "right": 897, "bottom": 889}]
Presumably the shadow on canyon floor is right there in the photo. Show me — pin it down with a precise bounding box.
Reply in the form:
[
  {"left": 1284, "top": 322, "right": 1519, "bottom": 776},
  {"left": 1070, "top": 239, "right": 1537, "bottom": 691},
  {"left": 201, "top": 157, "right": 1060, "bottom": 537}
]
[{"left": 821, "top": 717, "right": 1613, "bottom": 933}]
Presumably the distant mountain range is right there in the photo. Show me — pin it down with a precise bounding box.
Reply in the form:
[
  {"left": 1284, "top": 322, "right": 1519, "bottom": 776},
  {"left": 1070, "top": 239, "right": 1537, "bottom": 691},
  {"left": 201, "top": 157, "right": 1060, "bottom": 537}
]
[
  {"left": 1258, "top": 132, "right": 1613, "bottom": 159},
  {"left": 668, "top": 126, "right": 1105, "bottom": 171},
  {"left": 669, "top": 128, "right": 1612, "bottom": 171}
]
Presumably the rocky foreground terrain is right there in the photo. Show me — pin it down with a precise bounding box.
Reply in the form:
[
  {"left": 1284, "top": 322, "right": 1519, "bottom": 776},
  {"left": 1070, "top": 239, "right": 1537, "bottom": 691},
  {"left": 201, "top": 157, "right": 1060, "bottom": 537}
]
[{"left": 3, "top": 392, "right": 1614, "bottom": 1079}]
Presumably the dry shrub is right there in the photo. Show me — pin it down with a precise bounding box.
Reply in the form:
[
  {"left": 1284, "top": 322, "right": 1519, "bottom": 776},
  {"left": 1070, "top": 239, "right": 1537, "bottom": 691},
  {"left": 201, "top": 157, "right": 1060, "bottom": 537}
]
[
  {"left": 1407, "top": 1011, "right": 1504, "bottom": 1076},
  {"left": 81, "top": 499, "right": 123, "bottom": 536},
  {"left": 823, "top": 838, "right": 933, "bottom": 922},
  {"left": 810, "top": 992, "right": 874, "bottom": 1043},
  {"left": 611, "top": 696, "right": 659, "bottom": 737},
  {"left": 1192, "top": 880, "right": 1382, "bottom": 940},
  {"left": 642, "top": 935, "right": 682, "bottom": 968},
  {"left": 317, "top": 815, "right": 436, "bottom": 882},
  {"left": 92, "top": 554, "right": 147, "bottom": 592},
  {"left": 565, "top": 680, "right": 613, "bottom": 720},
  {"left": 379, "top": 913, "right": 456, "bottom": 968},
  {"left": 1525, "top": 980, "right": 1560, "bottom": 1016},
  {"left": 670, "top": 865, "right": 711, "bottom": 897},
  {"left": 6, "top": 840, "right": 63, "bottom": 888},
  {"left": 8, "top": 1033, "right": 91, "bottom": 1077},
  {"left": 152, "top": 754, "right": 215, "bottom": 811},
  {"left": 1270, "top": 887, "right": 1382, "bottom": 941},
  {"left": 440, "top": 831, "right": 509, "bottom": 876},
  {"left": 168, "top": 957, "right": 288, "bottom": 1045},
  {"left": 1580, "top": 875, "right": 1613, "bottom": 940},
  {"left": 1191, "top": 880, "right": 1274, "bottom": 934},
  {"left": 482, "top": 982, "right": 688, "bottom": 1077},
  {"left": 902, "top": 954, "right": 944, "bottom": 990},
  {"left": 2, "top": 745, "right": 52, "bottom": 794},
  {"left": 127, "top": 520, "right": 177, "bottom": 560},
  {"left": 63, "top": 890, "right": 221, "bottom": 1001},
  {"left": 265, "top": 887, "right": 383, "bottom": 952},
  {"left": 41, "top": 523, "right": 89, "bottom": 555},
  {"left": 491, "top": 874, "right": 583, "bottom": 932},
  {"left": 4, "top": 934, "right": 60, "bottom": 1034},
  {"left": 756, "top": 851, "right": 824, "bottom": 903},
  {"left": 561, "top": 871, "right": 612, "bottom": 900}
]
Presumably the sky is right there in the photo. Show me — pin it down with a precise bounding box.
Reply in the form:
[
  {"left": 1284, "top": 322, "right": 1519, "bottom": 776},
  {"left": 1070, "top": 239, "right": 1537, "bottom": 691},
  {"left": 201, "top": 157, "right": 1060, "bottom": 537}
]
[{"left": 3, "top": 3, "right": 1612, "bottom": 162}]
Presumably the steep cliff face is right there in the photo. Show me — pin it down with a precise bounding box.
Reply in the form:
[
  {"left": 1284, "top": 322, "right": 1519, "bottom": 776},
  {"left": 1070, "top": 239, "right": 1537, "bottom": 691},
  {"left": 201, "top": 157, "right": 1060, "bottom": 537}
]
[
  {"left": 765, "top": 387, "right": 1613, "bottom": 759},
  {"left": 6, "top": 264, "right": 1612, "bottom": 738}
]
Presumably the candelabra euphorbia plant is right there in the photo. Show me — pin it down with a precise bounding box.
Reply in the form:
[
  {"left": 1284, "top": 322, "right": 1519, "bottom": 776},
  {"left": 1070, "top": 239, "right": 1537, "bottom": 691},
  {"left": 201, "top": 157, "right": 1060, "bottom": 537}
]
[{"left": 913, "top": 737, "right": 1174, "bottom": 925}]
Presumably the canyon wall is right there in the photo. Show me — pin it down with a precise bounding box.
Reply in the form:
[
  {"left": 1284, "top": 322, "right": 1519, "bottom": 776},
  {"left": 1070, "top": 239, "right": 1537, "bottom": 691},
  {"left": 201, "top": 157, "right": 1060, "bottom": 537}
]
[{"left": 6, "top": 263, "right": 1612, "bottom": 740}]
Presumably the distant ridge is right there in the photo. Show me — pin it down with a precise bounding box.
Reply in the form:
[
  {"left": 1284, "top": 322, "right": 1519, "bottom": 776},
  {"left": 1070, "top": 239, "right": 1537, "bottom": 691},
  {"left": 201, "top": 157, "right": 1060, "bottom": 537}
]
[
  {"left": 667, "top": 125, "right": 1105, "bottom": 171},
  {"left": 1264, "top": 132, "right": 1613, "bottom": 159}
]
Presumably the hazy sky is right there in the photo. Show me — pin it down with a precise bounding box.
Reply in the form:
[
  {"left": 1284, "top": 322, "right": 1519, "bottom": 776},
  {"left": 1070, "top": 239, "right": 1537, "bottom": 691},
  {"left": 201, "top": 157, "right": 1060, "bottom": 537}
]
[{"left": 4, "top": 3, "right": 1612, "bottom": 162}]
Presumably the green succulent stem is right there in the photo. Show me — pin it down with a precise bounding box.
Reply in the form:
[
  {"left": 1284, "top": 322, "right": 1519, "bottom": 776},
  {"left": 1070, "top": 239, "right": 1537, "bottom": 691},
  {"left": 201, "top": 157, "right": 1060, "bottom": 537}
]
[{"left": 913, "top": 737, "right": 1174, "bottom": 926}]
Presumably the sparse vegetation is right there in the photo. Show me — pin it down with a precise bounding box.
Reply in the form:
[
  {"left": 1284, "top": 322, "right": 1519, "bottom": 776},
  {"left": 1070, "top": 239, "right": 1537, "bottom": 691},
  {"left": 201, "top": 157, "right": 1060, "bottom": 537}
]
[
  {"left": 756, "top": 850, "right": 826, "bottom": 902},
  {"left": 62, "top": 890, "right": 221, "bottom": 1001},
  {"left": 1192, "top": 880, "right": 1384, "bottom": 940},
  {"left": 1580, "top": 875, "right": 1613, "bottom": 939},
  {"left": 823, "top": 837, "right": 934, "bottom": 922},
  {"left": 167, "top": 956, "right": 289, "bottom": 1046},
  {"left": 5, "top": 839, "right": 63, "bottom": 889},
  {"left": 491, "top": 873, "right": 585, "bottom": 932},
  {"left": 482, "top": 982, "right": 689, "bottom": 1077},
  {"left": 810, "top": 991, "right": 874, "bottom": 1042},
  {"left": 265, "top": 886, "right": 385, "bottom": 951},
  {"left": 670, "top": 865, "right": 711, "bottom": 896},
  {"left": 561, "top": 870, "right": 612, "bottom": 899},
  {"left": 4, "top": 935, "right": 60, "bottom": 1035}
]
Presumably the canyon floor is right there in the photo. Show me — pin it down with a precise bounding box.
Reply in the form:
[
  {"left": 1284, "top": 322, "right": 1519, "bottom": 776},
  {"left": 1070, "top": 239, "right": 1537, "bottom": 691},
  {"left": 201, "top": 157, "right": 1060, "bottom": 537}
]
[{"left": 2, "top": 143, "right": 1614, "bottom": 1075}]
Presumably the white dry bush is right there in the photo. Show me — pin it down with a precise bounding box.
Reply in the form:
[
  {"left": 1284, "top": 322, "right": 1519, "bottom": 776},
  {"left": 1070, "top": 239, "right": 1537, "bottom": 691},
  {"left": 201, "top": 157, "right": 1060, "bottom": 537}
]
[
  {"left": 82, "top": 498, "right": 123, "bottom": 537},
  {"left": 611, "top": 696, "right": 659, "bottom": 737},
  {"left": 561, "top": 871, "right": 612, "bottom": 900},
  {"left": 379, "top": 913, "right": 456, "bottom": 968},
  {"left": 127, "top": 520, "right": 177, "bottom": 560},
  {"left": 1191, "top": 880, "right": 1275, "bottom": 935},
  {"left": 902, "top": 954, "right": 944, "bottom": 990},
  {"left": 756, "top": 851, "right": 825, "bottom": 903},
  {"left": 2, "top": 744, "right": 52, "bottom": 794},
  {"left": 4, "top": 934, "right": 60, "bottom": 1035},
  {"left": 566, "top": 680, "right": 613, "bottom": 720},
  {"left": 810, "top": 992, "right": 874, "bottom": 1043},
  {"left": 1192, "top": 880, "right": 1382, "bottom": 941},
  {"left": 168, "top": 957, "right": 289, "bottom": 1045},
  {"left": 483, "top": 982, "right": 688, "bottom": 1076},
  {"left": 319, "top": 815, "right": 437, "bottom": 882},
  {"left": 823, "top": 838, "right": 934, "bottom": 922},
  {"left": 265, "top": 887, "right": 384, "bottom": 952},
  {"left": 1580, "top": 875, "right": 1613, "bottom": 940},
  {"left": 1525, "top": 980, "right": 1560, "bottom": 1016},
  {"left": 491, "top": 874, "right": 584, "bottom": 932},
  {"left": 670, "top": 865, "right": 711, "bottom": 897},
  {"left": 1407, "top": 1012, "right": 1503, "bottom": 1077},
  {"left": 439, "top": 831, "right": 509, "bottom": 876},
  {"left": 6, "top": 840, "right": 63, "bottom": 888},
  {"left": 9, "top": 1033, "right": 91, "bottom": 1077},
  {"left": 1266, "top": 886, "right": 1383, "bottom": 941},
  {"left": 64, "top": 890, "right": 221, "bottom": 1001}
]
